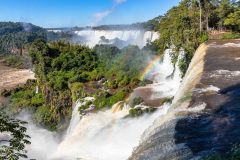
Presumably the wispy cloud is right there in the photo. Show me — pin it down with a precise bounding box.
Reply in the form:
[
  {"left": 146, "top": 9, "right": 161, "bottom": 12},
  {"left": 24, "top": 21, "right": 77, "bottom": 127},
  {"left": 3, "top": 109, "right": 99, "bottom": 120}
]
[
  {"left": 114, "top": 0, "right": 126, "bottom": 4},
  {"left": 93, "top": 9, "right": 113, "bottom": 24},
  {"left": 92, "top": 0, "right": 127, "bottom": 25}
]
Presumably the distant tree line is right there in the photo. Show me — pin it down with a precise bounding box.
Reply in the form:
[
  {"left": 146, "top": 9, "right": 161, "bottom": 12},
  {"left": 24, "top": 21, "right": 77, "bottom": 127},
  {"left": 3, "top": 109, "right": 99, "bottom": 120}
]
[
  {"left": 0, "top": 22, "right": 73, "bottom": 55},
  {"left": 0, "top": 22, "right": 46, "bottom": 54}
]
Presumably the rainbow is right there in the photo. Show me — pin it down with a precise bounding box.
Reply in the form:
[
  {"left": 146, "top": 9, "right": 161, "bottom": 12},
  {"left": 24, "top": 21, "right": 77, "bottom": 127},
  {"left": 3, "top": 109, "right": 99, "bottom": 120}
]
[{"left": 140, "top": 55, "right": 162, "bottom": 81}]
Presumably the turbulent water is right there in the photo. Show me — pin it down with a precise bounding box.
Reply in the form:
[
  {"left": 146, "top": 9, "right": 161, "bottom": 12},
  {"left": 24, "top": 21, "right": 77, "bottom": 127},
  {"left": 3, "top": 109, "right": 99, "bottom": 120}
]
[
  {"left": 129, "top": 41, "right": 240, "bottom": 160},
  {"left": 74, "top": 30, "right": 159, "bottom": 48},
  {"left": 22, "top": 48, "right": 183, "bottom": 160},
  {"left": 49, "top": 29, "right": 159, "bottom": 48}
]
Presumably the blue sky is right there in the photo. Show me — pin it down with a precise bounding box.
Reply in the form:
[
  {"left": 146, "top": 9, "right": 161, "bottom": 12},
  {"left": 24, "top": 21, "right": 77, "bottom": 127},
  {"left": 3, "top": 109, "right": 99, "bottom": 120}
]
[{"left": 0, "top": 0, "right": 180, "bottom": 28}]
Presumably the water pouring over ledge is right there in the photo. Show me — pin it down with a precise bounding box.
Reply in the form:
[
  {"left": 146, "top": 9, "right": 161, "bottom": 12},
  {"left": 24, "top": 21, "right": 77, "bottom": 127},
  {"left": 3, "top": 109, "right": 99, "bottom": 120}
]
[
  {"left": 23, "top": 49, "right": 183, "bottom": 160},
  {"left": 49, "top": 29, "right": 159, "bottom": 49}
]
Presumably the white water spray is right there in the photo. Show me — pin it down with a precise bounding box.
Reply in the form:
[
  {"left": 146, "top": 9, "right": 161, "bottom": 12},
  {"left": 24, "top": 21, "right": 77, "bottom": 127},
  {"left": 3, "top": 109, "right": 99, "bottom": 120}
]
[
  {"left": 24, "top": 49, "right": 183, "bottom": 160},
  {"left": 73, "top": 30, "right": 159, "bottom": 48}
]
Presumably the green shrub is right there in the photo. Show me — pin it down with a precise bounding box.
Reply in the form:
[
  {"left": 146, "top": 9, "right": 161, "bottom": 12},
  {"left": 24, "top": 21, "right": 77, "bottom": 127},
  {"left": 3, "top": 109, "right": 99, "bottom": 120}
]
[
  {"left": 159, "top": 97, "right": 173, "bottom": 105},
  {"left": 108, "top": 89, "right": 128, "bottom": 106},
  {"left": 143, "top": 107, "right": 157, "bottom": 113},
  {"left": 222, "top": 32, "right": 240, "bottom": 39},
  {"left": 129, "top": 97, "right": 144, "bottom": 107},
  {"left": 129, "top": 108, "right": 143, "bottom": 117},
  {"left": 198, "top": 32, "right": 209, "bottom": 43},
  {"left": 178, "top": 58, "right": 188, "bottom": 77},
  {"left": 34, "top": 105, "right": 59, "bottom": 131},
  {"left": 78, "top": 101, "right": 92, "bottom": 114},
  {"left": 70, "top": 82, "right": 84, "bottom": 101},
  {"left": 31, "top": 94, "right": 44, "bottom": 107},
  {"left": 129, "top": 107, "right": 157, "bottom": 117}
]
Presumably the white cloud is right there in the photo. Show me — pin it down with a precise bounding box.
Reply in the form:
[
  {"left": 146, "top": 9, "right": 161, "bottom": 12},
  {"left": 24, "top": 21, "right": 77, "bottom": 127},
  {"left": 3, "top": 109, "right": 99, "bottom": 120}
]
[
  {"left": 93, "top": 9, "right": 113, "bottom": 24},
  {"left": 91, "top": 0, "right": 127, "bottom": 25}
]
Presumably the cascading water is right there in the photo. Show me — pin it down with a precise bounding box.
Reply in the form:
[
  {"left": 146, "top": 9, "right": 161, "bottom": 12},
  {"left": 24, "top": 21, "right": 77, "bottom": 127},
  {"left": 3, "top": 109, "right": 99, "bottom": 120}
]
[
  {"left": 24, "top": 49, "right": 183, "bottom": 160},
  {"left": 73, "top": 30, "right": 159, "bottom": 48},
  {"left": 129, "top": 46, "right": 207, "bottom": 160}
]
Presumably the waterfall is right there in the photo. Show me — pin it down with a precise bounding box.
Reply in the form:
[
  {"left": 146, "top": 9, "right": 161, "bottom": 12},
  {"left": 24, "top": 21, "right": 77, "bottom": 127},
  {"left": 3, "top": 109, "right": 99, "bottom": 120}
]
[
  {"left": 129, "top": 45, "right": 208, "bottom": 160},
  {"left": 73, "top": 30, "right": 159, "bottom": 48},
  {"left": 49, "top": 50, "right": 182, "bottom": 160},
  {"left": 67, "top": 97, "right": 95, "bottom": 135},
  {"left": 24, "top": 49, "right": 183, "bottom": 160}
]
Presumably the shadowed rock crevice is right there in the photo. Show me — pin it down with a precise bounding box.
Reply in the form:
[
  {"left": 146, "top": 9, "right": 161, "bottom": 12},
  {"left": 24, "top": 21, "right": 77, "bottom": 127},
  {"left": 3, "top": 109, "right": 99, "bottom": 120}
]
[{"left": 175, "top": 83, "right": 240, "bottom": 157}]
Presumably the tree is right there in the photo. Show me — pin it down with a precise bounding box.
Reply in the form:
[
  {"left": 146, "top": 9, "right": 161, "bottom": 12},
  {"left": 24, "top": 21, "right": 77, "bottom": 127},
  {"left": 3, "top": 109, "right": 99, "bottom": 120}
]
[
  {"left": 216, "top": 0, "right": 233, "bottom": 29},
  {"left": 0, "top": 112, "right": 30, "bottom": 160},
  {"left": 224, "top": 8, "right": 240, "bottom": 31}
]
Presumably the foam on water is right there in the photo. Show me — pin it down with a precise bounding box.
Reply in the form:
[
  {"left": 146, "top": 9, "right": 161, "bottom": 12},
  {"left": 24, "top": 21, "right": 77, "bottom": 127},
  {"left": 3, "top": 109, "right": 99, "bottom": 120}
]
[
  {"left": 210, "top": 42, "right": 240, "bottom": 48},
  {"left": 193, "top": 85, "right": 220, "bottom": 94},
  {"left": 74, "top": 30, "right": 159, "bottom": 48},
  {"left": 24, "top": 48, "right": 183, "bottom": 160}
]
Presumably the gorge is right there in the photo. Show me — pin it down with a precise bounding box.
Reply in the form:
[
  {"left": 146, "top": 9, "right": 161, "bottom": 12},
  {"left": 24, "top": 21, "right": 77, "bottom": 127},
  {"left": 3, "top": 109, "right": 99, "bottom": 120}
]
[
  {"left": 22, "top": 47, "right": 183, "bottom": 160},
  {"left": 20, "top": 38, "right": 240, "bottom": 160},
  {"left": 1, "top": 0, "right": 240, "bottom": 160},
  {"left": 130, "top": 40, "right": 240, "bottom": 160}
]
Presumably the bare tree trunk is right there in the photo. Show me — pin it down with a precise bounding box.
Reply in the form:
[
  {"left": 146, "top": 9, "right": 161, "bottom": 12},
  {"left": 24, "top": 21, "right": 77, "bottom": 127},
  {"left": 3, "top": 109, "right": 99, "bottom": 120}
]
[
  {"left": 199, "top": 0, "right": 202, "bottom": 33},
  {"left": 206, "top": 13, "right": 209, "bottom": 31}
]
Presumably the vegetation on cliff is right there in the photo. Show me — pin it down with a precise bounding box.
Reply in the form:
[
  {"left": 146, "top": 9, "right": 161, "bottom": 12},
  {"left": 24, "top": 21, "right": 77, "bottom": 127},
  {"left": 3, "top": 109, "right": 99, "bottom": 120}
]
[
  {"left": 6, "top": 40, "right": 154, "bottom": 130},
  {"left": 151, "top": 0, "right": 240, "bottom": 75}
]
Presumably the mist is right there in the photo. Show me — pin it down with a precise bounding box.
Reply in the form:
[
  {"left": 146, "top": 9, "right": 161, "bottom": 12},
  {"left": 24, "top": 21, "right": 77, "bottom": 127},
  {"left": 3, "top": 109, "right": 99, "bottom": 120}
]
[{"left": 15, "top": 48, "right": 183, "bottom": 160}]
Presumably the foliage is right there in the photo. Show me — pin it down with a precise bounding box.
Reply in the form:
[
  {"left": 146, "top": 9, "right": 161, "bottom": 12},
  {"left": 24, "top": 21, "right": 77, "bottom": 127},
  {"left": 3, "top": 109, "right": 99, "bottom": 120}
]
[
  {"left": 0, "top": 22, "right": 46, "bottom": 54},
  {"left": 129, "top": 107, "right": 157, "bottom": 117},
  {"left": 93, "top": 89, "right": 129, "bottom": 109},
  {"left": 152, "top": 0, "right": 239, "bottom": 75},
  {"left": 8, "top": 81, "right": 67, "bottom": 131},
  {"left": 222, "top": 32, "right": 240, "bottom": 39},
  {"left": 0, "top": 22, "right": 73, "bottom": 56},
  {"left": 224, "top": 8, "right": 240, "bottom": 31},
  {"left": 159, "top": 97, "right": 174, "bottom": 106},
  {"left": 154, "top": 0, "right": 206, "bottom": 75},
  {"left": 25, "top": 40, "right": 156, "bottom": 129},
  {"left": 129, "top": 97, "right": 144, "bottom": 107},
  {"left": 143, "top": 16, "right": 163, "bottom": 31},
  {"left": 78, "top": 101, "right": 93, "bottom": 115},
  {"left": 10, "top": 80, "right": 44, "bottom": 110},
  {"left": 0, "top": 54, "right": 32, "bottom": 69},
  {"left": 34, "top": 105, "right": 59, "bottom": 131},
  {"left": 0, "top": 112, "right": 30, "bottom": 160},
  {"left": 70, "top": 82, "right": 84, "bottom": 101},
  {"left": 216, "top": 0, "right": 233, "bottom": 27},
  {"left": 129, "top": 108, "right": 143, "bottom": 117}
]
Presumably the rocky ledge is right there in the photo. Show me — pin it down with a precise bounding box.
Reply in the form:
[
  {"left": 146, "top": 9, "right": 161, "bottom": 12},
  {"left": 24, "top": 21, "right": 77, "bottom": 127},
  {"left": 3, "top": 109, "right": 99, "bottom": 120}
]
[{"left": 129, "top": 39, "right": 240, "bottom": 160}]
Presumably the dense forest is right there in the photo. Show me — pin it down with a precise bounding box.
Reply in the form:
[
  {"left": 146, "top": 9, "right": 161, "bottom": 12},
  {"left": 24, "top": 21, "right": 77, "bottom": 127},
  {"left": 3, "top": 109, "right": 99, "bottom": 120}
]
[
  {"left": 0, "top": 22, "right": 72, "bottom": 55},
  {"left": 5, "top": 40, "right": 155, "bottom": 131},
  {"left": 152, "top": 0, "right": 240, "bottom": 74},
  {"left": 0, "top": 22, "right": 46, "bottom": 55}
]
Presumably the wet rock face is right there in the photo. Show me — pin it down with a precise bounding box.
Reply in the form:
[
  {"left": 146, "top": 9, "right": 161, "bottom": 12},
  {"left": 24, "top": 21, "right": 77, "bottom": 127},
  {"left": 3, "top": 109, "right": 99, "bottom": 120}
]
[
  {"left": 129, "top": 40, "right": 240, "bottom": 160},
  {"left": 175, "top": 40, "right": 240, "bottom": 157}
]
